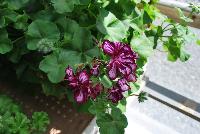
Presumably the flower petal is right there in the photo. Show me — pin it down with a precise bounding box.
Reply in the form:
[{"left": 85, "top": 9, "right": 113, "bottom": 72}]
[
  {"left": 65, "top": 66, "right": 73, "bottom": 76},
  {"left": 90, "top": 64, "right": 99, "bottom": 76},
  {"left": 102, "top": 40, "right": 115, "bottom": 56},
  {"left": 74, "top": 89, "right": 87, "bottom": 103},
  {"left": 117, "top": 78, "right": 130, "bottom": 92},
  {"left": 78, "top": 70, "right": 89, "bottom": 84},
  {"left": 108, "top": 87, "right": 123, "bottom": 103},
  {"left": 126, "top": 73, "right": 137, "bottom": 82},
  {"left": 89, "top": 84, "right": 102, "bottom": 99},
  {"left": 65, "top": 66, "right": 75, "bottom": 81},
  {"left": 118, "top": 63, "right": 132, "bottom": 76},
  {"left": 113, "top": 42, "right": 123, "bottom": 54},
  {"left": 108, "top": 62, "right": 117, "bottom": 80}
]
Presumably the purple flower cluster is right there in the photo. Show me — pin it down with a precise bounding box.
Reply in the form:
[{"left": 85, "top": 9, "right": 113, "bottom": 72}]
[
  {"left": 65, "top": 66, "right": 101, "bottom": 103},
  {"left": 65, "top": 40, "right": 138, "bottom": 104},
  {"left": 102, "top": 40, "right": 138, "bottom": 103}
]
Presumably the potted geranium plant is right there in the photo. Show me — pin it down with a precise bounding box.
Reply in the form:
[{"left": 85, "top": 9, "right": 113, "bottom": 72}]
[{"left": 0, "top": 0, "right": 199, "bottom": 133}]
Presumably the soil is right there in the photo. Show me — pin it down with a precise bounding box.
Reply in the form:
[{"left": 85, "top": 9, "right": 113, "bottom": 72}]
[{"left": 0, "top": 81, "right": 93, "bottom": 134}]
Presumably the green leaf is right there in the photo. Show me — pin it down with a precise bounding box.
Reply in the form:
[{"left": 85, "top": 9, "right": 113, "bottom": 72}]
[
  {"left": 164, "top": 37, "right": 181, "bottom": 62},
  {"left": 138, "top": 91, "right": 148, "bottom": 103},
  {"left": 51, "top": 0, "right": 80, "bottom": 14},
  {"left": 129, "top": 82, "right": 140, "bottom": 93},
  {"left": 6, "top": 113, "right": 30, "bottom": 134},
  {"left": 0, "top": 95, "right": 21, "bottom": 114},
  {"left": 143, "top": 10, "right": 152, "bottom": 24},
  {"left": 6, "top": 0, "right": 30, "bottom": 10},
  {"left": 26, "top": 20, "right": 60, "bottom": 50},
  {"left": 123, "top": 14, "right": 143, "bottom": 33},
  {"left": 196, "top": 39, "right": 200, "bottom": 45},
  {"left": 117, "top": 98, "right": 127, "bottom": 112},
  {"left": 31, "top": 9, "right": 57, "bottom": 21},
  {"left": 56, "top": 18, "right": 94, "bottom": 51},
  {"left": 131, "top": 34, "right": 153, "bottom": 58},
  {"left": 14, "top": 13, "right": 29, "bottom": 30},
  {"left": 39, "top": 49, "right": 81, "bottom": 83},
  {"left": 7, "top": 37, "right": 29, "bottom": 63},
  {"left": 180, "top": 48, "right": 190, "bottom": 62},
  {"left": 39, "top": 46, "right": 98, "bottom": 83},
  {"left": 40, "top": 18, "right": 99, "bottom": 83},
  {"left": 177, "top": 8, "right": 193, "bottom": 23},
  {"left": 99, "top": 75, "right": 113, "bottom": 88},
  {"left": 89, "top": 98, "right": 107, "bottom": 115},
  {"left": 96, "top": 107, "right": 128, "bottom": 134},
  {"left": 0, "top": 9, "right": 19, "bottom": 28},
  {"left": 0, "top": 28, "right": 13, "bottom": 54},
  {"left": 79, "top": 0, "right": 90, "bottom": 5},
  {"left": 56, "top": 18, "right": 79, "bottom": 43},
  {"left": 31, "top": 112, "right": 50, "bottom": 133},
  {"left": 97, "top": 9, "right": 127, "bottom": 41}
]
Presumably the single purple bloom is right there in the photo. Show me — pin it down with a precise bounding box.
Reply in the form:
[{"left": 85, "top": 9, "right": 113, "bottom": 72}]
[
  {"left": 102, "top": 40, "right": 138, "bottom": 82},
  {"left": 108, "top": 87, "right": 123, "bottom": 103},
  {"left": 65, "top": 66, "right": 91, "bottom": 103},
  {"left": 74, "top": 88, "right": 88, "bottom": 103}
]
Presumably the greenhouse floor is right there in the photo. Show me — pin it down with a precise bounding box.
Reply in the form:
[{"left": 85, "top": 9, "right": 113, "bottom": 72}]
[{"left": 125, "top": 27, "right": 200, "bottom": 134}]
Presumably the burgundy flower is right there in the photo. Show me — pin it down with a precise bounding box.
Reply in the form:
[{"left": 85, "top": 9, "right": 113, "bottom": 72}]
[
  {"left": 90, "top": 64, "right": 100, "bottom": 76},
  {"left": 117, "top": 78, "right": 130, "bottom": 92},
  {"left": 77, "top": 71, "right": 90, "bottom": 85},
  {"left": 74, "top": 88, "right": 88, "bottom": 103},
  {"left": 65, "top": 66, "right": 78, "bottom": 88},
  {"left": 65, "top": 66, "right": 103, "bottom": 103},
  {"left": 89, "top": 84, "right": 102, "bottom": 99},
  {"left": 102, "top": 40, "right": 138, "bottom": 81},
  {"left": 65, "top": 66, "right": 90, "bottom": 103},
  {"left": 108, "top": 87, "right": 124, "bottom": 103}
]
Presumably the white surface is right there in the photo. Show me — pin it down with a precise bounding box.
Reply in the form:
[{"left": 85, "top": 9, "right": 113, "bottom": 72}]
[{"left": 125, "top": 108, "right": 180, "bottom": 134}]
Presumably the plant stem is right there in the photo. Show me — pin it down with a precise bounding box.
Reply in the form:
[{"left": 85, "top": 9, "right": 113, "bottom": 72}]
[
  {"left": 163, "top": 24, "right": 173, "bottom": 31},
  {"left": 12, "top": 36, "right": 25, "bottom": 44},
  {"left": 129, "top": 94, "right": 139, "bottom": 97}
]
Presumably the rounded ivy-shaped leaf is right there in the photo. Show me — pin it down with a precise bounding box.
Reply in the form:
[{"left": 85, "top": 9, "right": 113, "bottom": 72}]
[
  {"left": 39, "top": 49, "right": 82, "bottom": 83},
  {"left": 0, "top": 29, "right": 13, "bottom": 54},
  {"left": 51, "top": 0, "right": 80, "bottom": 14},
  {"left": 26, "top": 20, "right": 60, "bottom": 50}
]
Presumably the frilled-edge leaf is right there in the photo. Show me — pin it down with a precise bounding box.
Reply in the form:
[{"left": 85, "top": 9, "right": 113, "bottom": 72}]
[{"left": 26, "top": 20, "right": 60, "bottom": 50}]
